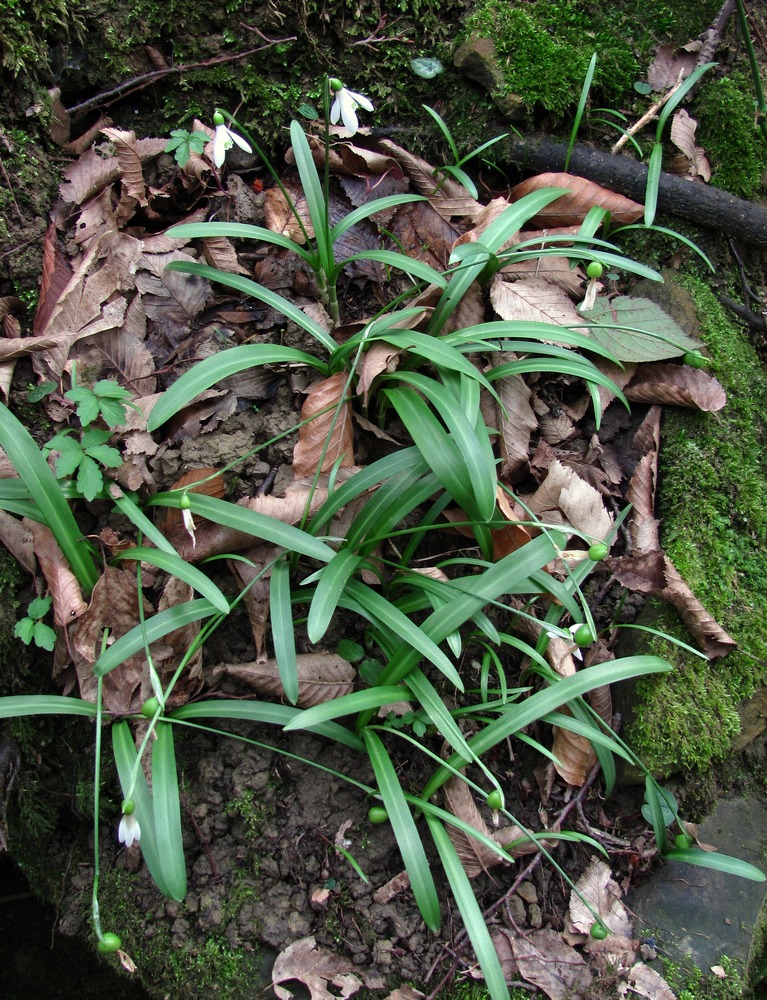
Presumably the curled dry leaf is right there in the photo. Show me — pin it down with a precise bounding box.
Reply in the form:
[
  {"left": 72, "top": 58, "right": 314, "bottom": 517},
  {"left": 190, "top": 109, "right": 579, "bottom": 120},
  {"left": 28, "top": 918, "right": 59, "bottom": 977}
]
[
  {"left": 292, "top": 372, "right": 355, "bottom": 478},
  {"left": 100, "top": 127, "right": 153, "bottom": 207},
  {"left": 647, "top": 40, "right": 701, "bottom": 91},
  {"left": 201, "top": 235, "right": 248, "bottom": 275},
  {"left": 373, "top": 138, "right": 482, "bottom": 220},
  {"left": 59, "top": 136, "right": 167, "bottom": 205},
  {"left": 212, "top": 652, "right": 355, "bottom": 708},
  {"left": 670, "top": 109, "right": 711, "bottom": 182},
  {"left": 28, "top": 520, "right": 88, "bottom": 628},
  {"left": 525, "top": 460, "right": 613, "bottom": 542},
  {"left": 625, "top": 962, "right": 677, "bottom": 999},
  {"left": 625, "top": 363, "right": 726, "bottom": 412},
  {"left": 501, "top": 253, "right": 586, "bottom": 297},
  {"left": 228, "top": 545, "right": 278, "bottom": 658},
  {"left": 509, "top": 173, "right": 644, "bottom": 227},
  {"left": 493, "top": 357, "right": 538, "bottom": 477}
]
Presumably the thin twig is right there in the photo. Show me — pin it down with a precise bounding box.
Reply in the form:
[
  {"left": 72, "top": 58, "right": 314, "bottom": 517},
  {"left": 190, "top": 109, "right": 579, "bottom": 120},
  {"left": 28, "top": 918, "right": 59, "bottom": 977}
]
[
  {"left": 65, "top": 36, "right": 297, "bottom": 118},
  {"left": 611, "top": 72, "right": 685, "bottom": 154}
]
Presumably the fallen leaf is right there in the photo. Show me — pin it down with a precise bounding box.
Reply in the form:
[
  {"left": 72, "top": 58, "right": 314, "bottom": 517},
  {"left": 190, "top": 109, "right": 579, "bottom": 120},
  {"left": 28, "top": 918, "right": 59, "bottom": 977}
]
[
  {"left": 510, "top": 173, "right": 644, "bottom": 227},
  {"left": 492, "top": 352, "right": 538, "bottom": 477},
  {"left": 670, "top": 109, "right": 711, "bottom": 182},
  {"left": 491, "top": 273, "right": 583, "bottom": 326},
  {"left": 647, "top": 41, "right": 701, "bottom": 92},
  {"left": 293, "top": 373, "right": 355, "bottom": 478},
  {"left": 506, "top": 927, "right": 592, "bottom": 999},
  {"left": 272, "top": 936, "right": 365, "bottom": 1000},
  {"left": 584, "top": 297, "right": 702, "bottom": 362},
  {"left": 28, "top": 520, "right": 88, "bottom": 628},
  {"left": 625, "top": 363, "right": 726, "bottom": 411},
  {"left": 212, "top": 652, "right": 355, "bottom": 707},
  {"left": 626, "top": 962, "right": 677, "bottom": 998},
  {"left": 525, "top": 460, "right": 613, "bottom": 541},
  {"left": 568, "top": 858, "right": 633, "bottom": 938}
]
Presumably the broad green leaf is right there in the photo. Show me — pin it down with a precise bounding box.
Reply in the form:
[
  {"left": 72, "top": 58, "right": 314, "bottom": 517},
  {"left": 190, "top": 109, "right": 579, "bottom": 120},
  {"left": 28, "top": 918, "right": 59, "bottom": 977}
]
[
  {"left": 330, "top": 195, "right": 425, "bottom": 241},
  {"left": 166, "top": 221, "right": 314, "bottom": 262},
  {"left": 150, "top": 723, "right": 188, "bottom": 899},
  {"left": 584, "top": 296, "right": 702, "bottom": 361},
  {"left": 150, "top": 493, "right": 336, "bottom": 563},
  {"left": 171, "top": 698, "right": 365, "bottom": 750},
  {"left": 0, "top": 403, "right": 97, "bottom": 591},
  {"left": 113, "top": 547, "right": 230, "bottom": 613},
  {"left": 0, "top": 694, "right": 97, "bottom": 719},
  {"left": 662, "top": 848, "right": 765, "bottom": 882},
  {"left": 290, "top": 121, "right": 332, "bottom": 273},
  {"left": 164, "top": 260, "right": 336, "bottom": 353},
  {"left": 426, "top": 814, "right": 509, "bottom": 1000},
  {"left": 307, "top": 548, "right": 362, "bottom": 643},
  {"left": 644, "top": 142, "right": 663, "bottom": 226},
  {"left": 270, "top": 556, "right": 299, "bottom": 704},
  {"left": 364, "top": 730, "right": 441, "bottom": 931},
  {"left": 147, "top": 343, "right": 328, "bottom": 431},
  {"left": 336, "top": 249, "right": 446, "bottom": 288},
  {"left": 95, "top": 599, "right": 218, "bottom": 676}
]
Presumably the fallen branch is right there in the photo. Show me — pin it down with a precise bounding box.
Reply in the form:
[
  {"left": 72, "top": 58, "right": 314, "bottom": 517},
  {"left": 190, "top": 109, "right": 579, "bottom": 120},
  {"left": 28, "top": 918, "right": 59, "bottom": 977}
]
[
  {"left": 65, "top": 34, "right": 296, "bottom": 118},
  {"left": 501, "top": 134, "right": 767, "bottom": 246}
]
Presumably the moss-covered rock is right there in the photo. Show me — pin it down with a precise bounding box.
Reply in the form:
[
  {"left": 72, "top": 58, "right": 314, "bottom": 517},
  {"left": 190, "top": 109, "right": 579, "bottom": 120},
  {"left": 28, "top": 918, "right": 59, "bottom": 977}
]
[{"left": 625, "top": 275, "right": 767, "bottom": 775}]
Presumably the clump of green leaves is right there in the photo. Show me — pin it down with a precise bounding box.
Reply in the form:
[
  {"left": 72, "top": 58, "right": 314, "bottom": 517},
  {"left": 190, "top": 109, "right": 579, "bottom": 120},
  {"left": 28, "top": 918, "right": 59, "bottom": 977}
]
[
  {"left": 14, "top": 595, "right": 56, "bottom": 651},
  {"left": 65, "top": 377, "right": 137, "bottom": 428},
  {"left": 44, "top": 427, "right": 123, "bottom": 501},
  {"left": 165, "top": 129, "right": 210, "bottom": 168}
]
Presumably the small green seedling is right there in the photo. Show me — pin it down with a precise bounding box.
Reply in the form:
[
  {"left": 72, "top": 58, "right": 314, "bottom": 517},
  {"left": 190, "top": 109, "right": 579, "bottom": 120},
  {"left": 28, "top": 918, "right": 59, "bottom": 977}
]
[
  {"left": 423, "top": 104, "right": 509, "bottom": 200},
  {"left": 14, "top": 595, "right": 56, "bottom": 651},
  {"left": 44, "top": 427, "right": 123, "bottom": 502},
  {"left": 65, "top": 378, "right": 138, "bottom": 429},
  {"left": 165, "top": 128, "right": 210, "bottom": 168}
]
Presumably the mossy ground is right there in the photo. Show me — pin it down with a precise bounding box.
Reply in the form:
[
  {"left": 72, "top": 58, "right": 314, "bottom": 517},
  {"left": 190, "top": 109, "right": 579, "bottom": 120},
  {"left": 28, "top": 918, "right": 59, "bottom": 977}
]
[{"left": 625, "top": 275, "right": 767, "bottom": 775}]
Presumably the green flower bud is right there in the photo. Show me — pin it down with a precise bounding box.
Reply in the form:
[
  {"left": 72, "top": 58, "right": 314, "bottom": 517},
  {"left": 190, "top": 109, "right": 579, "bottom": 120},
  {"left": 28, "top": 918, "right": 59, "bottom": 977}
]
[
  {"left": 213, "top": 111, "right": 225, "bottom": 126},
  {"left": 98, "top": 932, "right": 123, "bottom": 954},
  {"left": 121, "top": 798, "right": 135, "bottom": 816}
]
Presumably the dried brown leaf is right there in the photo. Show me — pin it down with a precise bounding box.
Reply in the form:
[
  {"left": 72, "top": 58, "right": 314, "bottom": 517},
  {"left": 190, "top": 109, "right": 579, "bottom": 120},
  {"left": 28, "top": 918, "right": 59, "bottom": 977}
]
[
  {"left": 387, "top": 201, "right": 461, "bottom": 273},
  {"left": 59, "top": 136, "right": 166, "bottom": 204},
  {"left": 670, "top": 109, "right": 711, "bottom": 181},
  {"left": 442, "top": 776, "right": 508, "bottom": 877},
  {"left": 100, "top": 126, "right": 151, "bottom": 206},
  {"left": 491, "top": 274, "right": 583, "bottom": 326},
  {"left": 510, "top": 173, "right": 643, "bottom": 227},
  {"left": 0, "top": 510, "right": 35, "bottom": 575},
  {"left": 28, "top": 520, "right": 87, "bottom": 627},
  {"left": 568, "top": 858, "right": 633, "bottom": 937},
  {"left": 229, "top": 546, "right": 278, "bottom": 657},
  {"left": 507, "top": 928, "right": 592, "bottom": 1000},
  {"left": 373, "top": 138, "right": 482, "bottom": 220},
  {"left": 625, "top": 363, "right": 726, "bottom": 411},
  {"left": 272, "top": 936, "right": 365, "bottom": 1000},
  {"left": 34, "top": 223, "right": 73, "bottom": 335},
  {"left": 214, "top": 652, "right": 354, "bottom": 707},
  {"left": 501, "top": 253, "right": 586, "bottom": 297},
  {"left": 647, "top": 41, "right": 700, "bottom": 92},
  {"left": 134, "top": 249, "right": 210, "bottom": 333},
  {"left": 201, "top": 235, "right": 249, "bottom": 275},
  {"left": 293, "top": 373, "right": 355, "bottom": 478},
  {"left": 72, "top": 565, "right": 152, "bottom": 713},
  {"left": 525, "top": 460, "right": 613, "bottom": 541},
  {"left": 625, "top": 962, "right": 677, "bottom": 999}
]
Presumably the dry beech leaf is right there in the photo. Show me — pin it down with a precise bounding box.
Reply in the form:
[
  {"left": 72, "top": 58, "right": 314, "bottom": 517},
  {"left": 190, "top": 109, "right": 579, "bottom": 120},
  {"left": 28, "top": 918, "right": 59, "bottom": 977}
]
[
  {"left": 491, "top": 273, "right": 584, "bottom": 326},
  {"left": 155, "top": 575, "right": 205, "bottom": 708},
  {"left": 525, "top": 460, "right": 613, "bottom": 541},
  {"left": 100, "top": 126, "right": 152, "bottom": 206},
  {"left": 71, "top": 565, "right": 152, "bottom": 713},
  {"left": 387, "top": 200, "right": 461, "bottom": 272},
  {"left": 442, "top": 776, "right": 507, "bottom": 877},
  {"left": 228, "top": 545, "right": 278, "bottom": 658},
  {"left": 625, "top": 363, "right": 726, "bottom": 411},
  {"left": 134, "top": 249, "right": 210, "bottom": 332},
  {"left": 627, "top": 452, "right": 661, "bottom": 556},
  {"left": 505, "top": 927, "right": 592, "bottom": 1000},
  {"left": 373, "top": 138, "right": 482, "bottom": 220},
  {"left": 356, "top": 340, "right": 402, "bottom": 406},
  {"left": 28, "top": 520, "right": 88, "bottom": 628},
  {"left": 383, "top": 986, "right": 424, "bottom": 1000},
  {"left": 510, "top": 173, "right": 644, "bottom": 227},
  {"left": 647, "top": 40, "right": 700, "bottom": 91},
  {"left": 201, "top": 235, "right": 248, "bottom": 275},
  {"left": 293, "top": 372, "right": 355, "bottom": 478},
  {"left": 493, "top": 360, "right": 538, "bottom": 477},
  {"left": 34, "top": 223, "right": 73, "bottom": 335},
  {"left": 568, "top": 858, "right": 633, "bottom": 938},
  {"left": 59, "top": 136, "right": 167, "bottom": 205},
  {"left": 213, "top": 652, "right": 354, "bottom": 708},
  {"left": 670, "top": 109, "right": 711, "bottom": 181},
  {"left": 545, "top": 635, "right": 596, "bottom": 786},
  {"left": 272, "top": 936, "right": 380, "bottom": 1000},
  {"left": 501, "top": 253, "right": 586, "bottom": 297},
  {"left": 0, "top": 510, "right": 35, "bottom": 575},
  {"left": 625, "top": 962, "right": 677, "bottom": 999}
]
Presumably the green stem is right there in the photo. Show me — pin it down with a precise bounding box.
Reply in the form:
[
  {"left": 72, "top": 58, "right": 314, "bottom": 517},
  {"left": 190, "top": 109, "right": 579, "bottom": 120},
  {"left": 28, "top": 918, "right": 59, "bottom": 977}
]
[
  {"left": 735, "top": 0, "right": 767, "bottom": 144},
  {"left": 91, "top": 673, "right": 104, "bottom": 940}
]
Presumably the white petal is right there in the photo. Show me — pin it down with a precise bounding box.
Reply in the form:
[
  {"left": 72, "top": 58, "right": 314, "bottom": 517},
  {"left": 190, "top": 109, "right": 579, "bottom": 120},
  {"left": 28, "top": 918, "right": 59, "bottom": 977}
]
[
  {"left": 228, "top": 127, "right": 252, "bottom": 154},
  {"left": 347, "top": 89, "right": 374, "bottom": 113},
  {"left": 330, "top": 94, "right": 342, "bottom": 125},
  {"left": 213, "top": 124, "right": 230, "bottom": 167},
  {"left": 118, "top": 813, "right": 141, "bottom": 848},
  {"left": 182, "top": 507, "right": 196, "bottom": 549},
  {"left": 338, "top": 90, "right": 360, "bottom": 135}
]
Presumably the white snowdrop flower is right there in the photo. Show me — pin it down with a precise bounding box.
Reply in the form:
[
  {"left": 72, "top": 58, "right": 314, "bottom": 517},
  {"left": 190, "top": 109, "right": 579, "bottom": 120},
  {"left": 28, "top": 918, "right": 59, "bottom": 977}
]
[
  {"left": 329, "top": 79, "right": 374, "bottom": 136},
  {"left": 118, "top": 811, "right": 141, "bottom": 848},
  {"left": 212, "top": 111, "right": 252, "bottom": 167},
  {"left": 180, "top": 494, "right": 196, "bottom": 549},
  {"left": 579, "top": 277, "right": 601, "bottom": 311},
  {"left": 545, "top": 624, "right": 586, "bottom": 661}
]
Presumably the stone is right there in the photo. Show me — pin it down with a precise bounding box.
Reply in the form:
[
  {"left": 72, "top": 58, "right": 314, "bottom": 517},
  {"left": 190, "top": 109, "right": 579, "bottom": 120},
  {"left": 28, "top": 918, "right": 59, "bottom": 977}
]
[
  {"left": 452, "top": 33, "right": 525, "bottom": 121},
  {"left": 628, "top": 797, "right": 767, "bottom": 975}
]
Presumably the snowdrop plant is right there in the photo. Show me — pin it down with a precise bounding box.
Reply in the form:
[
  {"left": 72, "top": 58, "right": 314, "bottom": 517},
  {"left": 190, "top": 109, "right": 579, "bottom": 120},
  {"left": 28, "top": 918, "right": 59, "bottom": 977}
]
[
  {"left": 328, "top": 77, "right": 374, "bottom": 136},
  {"left": 211, "top": 110, "right": 252, "bottom": 168}
]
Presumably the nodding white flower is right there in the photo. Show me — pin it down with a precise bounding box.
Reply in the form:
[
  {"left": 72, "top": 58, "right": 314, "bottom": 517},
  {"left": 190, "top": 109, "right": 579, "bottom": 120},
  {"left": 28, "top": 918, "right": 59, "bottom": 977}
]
[
  {"left": 545, "top": 623, "right": 586, "bottom": 661},
  {"left": 181, "top": 506, "right": 196, "bottom": 549},
  {"left": 329, "top": 79, "right": 374, "bottom": 136},
  {"left": 212, "top": 111, "right": 252, "bottom": 168},
  {"left": 579, "top": 277, "right": 601, "bottom": 312},
  {"left": 118, "top": 812, "right": 141, "bottom": 848}
]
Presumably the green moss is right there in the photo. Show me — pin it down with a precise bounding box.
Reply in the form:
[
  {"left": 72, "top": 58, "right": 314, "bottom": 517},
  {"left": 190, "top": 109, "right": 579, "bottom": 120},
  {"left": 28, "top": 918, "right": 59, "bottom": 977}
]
[
  {"left": 664, "top": 956, "right": 751, "bottom": 999},
  {"left": 694, "top": 73, "right": 767, "bottom": 199},
  {"left": 0, "top": 0, "right": 84, "bottom": 75},
  {"left": 627, "top": 276, "right": 767, "bottom": 774},
  {"left": 459, "top": 0, "right": 722, "bottom": 118}
]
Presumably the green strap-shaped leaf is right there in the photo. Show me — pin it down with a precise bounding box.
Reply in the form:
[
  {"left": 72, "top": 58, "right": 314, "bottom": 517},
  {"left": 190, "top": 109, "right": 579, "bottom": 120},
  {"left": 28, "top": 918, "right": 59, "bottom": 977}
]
[
  {"left": 166, "top": 221, "right": 314, "bottom": 262},
  {"left": 661, "top": 847, "right": 765, "bottom": 882},
  {"left": 147, "top": 343, "right": 329, "bottom": 431},
  {"left": 307, "top": 548, "right": 362, "bottom": 643},
  {"left": 364, "top": 730, "right": 441, "bottom": 931},
  {"left": 113, "top": 547, "right": 230, "bottom": 613},
  {"left": 0, "top": 695, "right": 97, "bottom": 719},
  {"left": 150, "top": 723, "right": 187, "bottom": 900},
  {"left": 0, "top": 403, "right": 97, "bottom": 591},
  {"left": 270, "top": 556, "right": 299, "bottom": 704},
  {"left": 426, "top": 814, "right": 510, "bottom": 1000}
]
